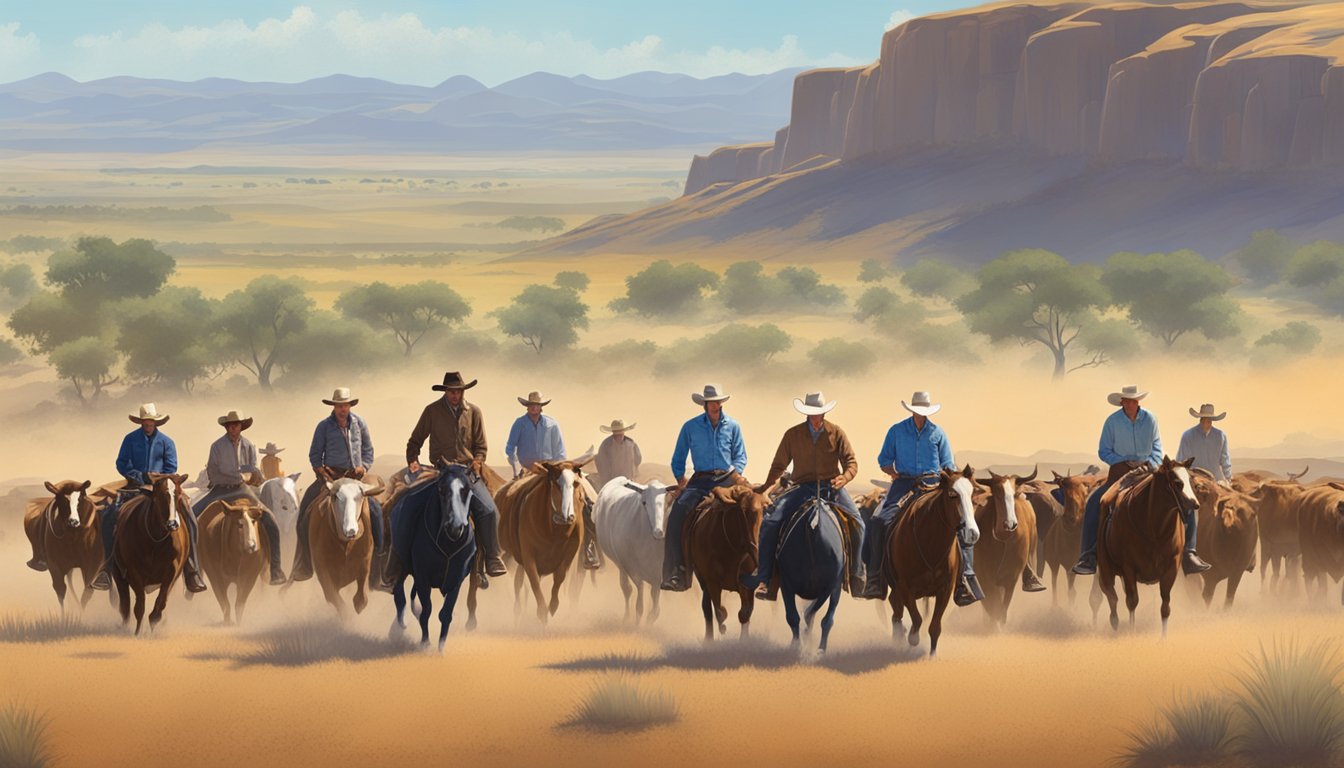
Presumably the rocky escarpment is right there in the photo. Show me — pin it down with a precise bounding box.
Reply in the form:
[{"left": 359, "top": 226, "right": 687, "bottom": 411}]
[{"left": 684, "top": 0, "right": 1344, "bottom": 194}]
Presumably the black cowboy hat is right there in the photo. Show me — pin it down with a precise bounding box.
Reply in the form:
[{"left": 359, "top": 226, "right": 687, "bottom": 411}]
[{"left": 432, "top": 371, "right": 477, "bottom": 391}]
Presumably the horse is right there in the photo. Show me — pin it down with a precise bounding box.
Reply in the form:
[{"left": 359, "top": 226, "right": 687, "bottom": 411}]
[
  {"left": 1186, "top": 474, "right": 1258, "bottom": 609},
  {"left": 391, "top": 462, "right": 477, "bottom": 651},
  {"left": 1096, "top": 456, "right": 1200, "bottom": 636},
  {"left": 259, "top": 473, "right": 302, "bottom": 539},
  {"left": 308, "top": 477, "right": 383, "bottom": 616},
  {"left": 497, "top": 458, "right": 592, "bottom": 624},
  {"left": 685, "top": 481, "right": 772, "bottom": 642},
  {"left": 973, "top": 468, "right": 1039, "bottom": 627},
  {"left": 1296, "top": 483, "right": 1344, "bottom": 605},
  {"left": 593, "top": 476, "right": 670, "bottom": 625},
  {"left": 886, "top": 466, "right": 980, "bottom": 657},
  {"left": 198, "top": 498, "right": 269, "bottom": 625},
  {"left": 774, "top": 487, "right": 845, "bottom": 652},
  {"left": 112, "top": 473, "right": 191, "bottom": 635},
  {"left": 1041, "top": 471, "right": 1104, "bottom": 607},
  {"left": 23, "top": 480, "right": 101, "bottom": 612}
]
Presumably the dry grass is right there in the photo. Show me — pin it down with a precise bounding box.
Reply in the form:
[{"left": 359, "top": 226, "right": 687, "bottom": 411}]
[
  {"left": 237, "top": 620, "right": 416, "bottom": 667},
  {"left": 0, "top": 613, "right": 117, "bottom": 644},
  {"left": 0, "top": 702, "right": 54, "bottom": 768},
  {"left": 1233, "top": 640, "right": 1344, "bottom": 767},
  {"left": 1117, "top": 693, "right": 1234, "bottom": 768},
  {"left": 559, "top": 675, "right": 679, "bottom": 733}
]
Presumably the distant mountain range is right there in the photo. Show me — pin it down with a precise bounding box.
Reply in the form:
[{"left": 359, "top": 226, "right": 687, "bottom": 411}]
[{"left": 0, "top": 69, "right": 802, "bottom": 153}]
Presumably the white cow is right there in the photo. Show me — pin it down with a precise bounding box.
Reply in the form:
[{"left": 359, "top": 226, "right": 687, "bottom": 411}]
[{"left": 593, "top": 476, "right": 670, "bottom": 624}]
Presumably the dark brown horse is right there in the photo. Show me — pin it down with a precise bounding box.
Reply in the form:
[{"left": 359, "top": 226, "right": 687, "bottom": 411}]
[
  {"left": 23, "top": 480, "right": 101, "bottom": 612},
  {"left": 886, "top": 466, "right": 979, "bottom": 657},
  {"left": 973, "top": 468, "right": 1038, "bottom": 627},
  {"left": 685, "top": 481, "right": 772, "bottom": 641},
  {"left": 198, "top": 498, "right": 269, "bottom": 625},
  {"left": 497, "top": 459, "right": 591, "bottom": 624},
  {"left": 309, "top": 477, "right": 383, "bottom": 616},
  {"left": 1041, "top": 471, "right": 1105, "bottom": 607},
  {"left": 113, "top": 473, "right": 191, "bottom": 634},
  {"left": 1097, "top": 456, "right": 1200, "bottom": 636}
]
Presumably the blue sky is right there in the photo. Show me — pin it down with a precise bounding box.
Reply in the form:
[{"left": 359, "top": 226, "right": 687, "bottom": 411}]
[{"left": 0, "top": 1, "right": 958, "bottom": 85}]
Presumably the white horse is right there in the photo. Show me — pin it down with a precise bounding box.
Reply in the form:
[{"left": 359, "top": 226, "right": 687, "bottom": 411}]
[
  {"left": 593, "top": 476, "right": 669, "bottom": 624},
  {"left": 259, "top": 473, "right": 302, "bottom": 538}
]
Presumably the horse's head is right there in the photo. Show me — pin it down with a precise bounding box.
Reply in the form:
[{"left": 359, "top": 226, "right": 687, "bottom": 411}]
[
  {"left": 327, "top": 477, "right": 383, "bottom": 541},
  {"left": 977, "top": 466, "right": 1036, "bottom": 535},
  {"left": 44, "top": 479, "right": 93, "bottom": 530},
  {"left": 537, "top": 458, "right": 591, "bottom": 526},
  {"left": 146, "top": 472, "right": 189, "bottom": 532},
  {"left": 623, "top": 479, "right": 670, "bottom": 539},
  {"left": 1158, "top": 456, "right": 1200, "bottom": 516},
  {"left": 939, "top": 465, "right": 979, "bottom": 544},
  {"left": 434, "top": 460, "right": 474, "bottom": 539},
  {"left": 1050, "top": 470, "right": 1101, "bottom": 530},
  {"left": 221, "top": 500, "right": 264, "bottom": 554}
]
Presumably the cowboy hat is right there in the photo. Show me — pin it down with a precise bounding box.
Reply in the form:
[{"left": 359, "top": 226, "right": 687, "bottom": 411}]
[
  {"left": 794, "top": 391, "right": 836, "bottom": 416},
  {"left": 217, "top": 410, "right": 254, "bottom": 430},
  {"left": 129, "top": 403, "right": 170, "bottom": 425},
  {"left": 518, "top": 391, "right": 551, "bottom": 407},
  {"left": 322, "top": 387, "right": 359, "bottom": 406},
  {"left": 1107, "top": 385, "right": 1149, "bottom": 406},
  {"left": 691, "top": 383, "right": 730, "bottom": 405},
  {"left": 902, "top": 391, "right": 940, "bottom": 417},
  {"left": 1189, "top": 403, "right": 1227, "bottom": 421},
  {"left": 260, "top": 442, "right": 284, "bottom": 455},
  {"left": 599, "top": 418, "right": 636, "bottom": 433},
  {"left": 432, "top": 371, "right": 477, "bottom": 391}
]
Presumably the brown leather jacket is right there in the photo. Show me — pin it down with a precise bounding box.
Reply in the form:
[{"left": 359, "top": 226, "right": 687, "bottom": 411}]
[
  {"left": 761, "top": 420, "right": 858, "bottom": 489},
  {"left": 406, "top": 397, "right": 488, "bottom": 466}
]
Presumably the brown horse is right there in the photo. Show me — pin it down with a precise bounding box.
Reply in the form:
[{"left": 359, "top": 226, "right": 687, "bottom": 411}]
[
  {"left": 973, "top": 468, "right": 1039, "bottom": 627},
  {"left": 684, "top": 481, "right": 771, "bottom": 641},
  {"left": 1187, "top": 474, "right": 1258, "bottom": 609},
  {"left": 112, "top": 473, "right": 191, "bottom": 634},
  {"left": 199, "top": 498, "right": 270, "bottom": 625},
  {"left": 886, "top": 466, "right": 979, "bottom": 656},
  {"left": 1296, "top": 483, "right": 1344, "bottom": 604},
  {"left": 308, "top": 477, "right": 383, "bottom": 616},
  {"left": 1097, "top": 456, "right": 1200, "bottom": 636},
  {"left": 497, "top": 459, "right": 591, "bottom": 624},
  {"left": 1041, "top": 471, "right": 1105, "bottom": 607},
  {"left": 23, "top": 480, "right": 101, "bottom": 612}
]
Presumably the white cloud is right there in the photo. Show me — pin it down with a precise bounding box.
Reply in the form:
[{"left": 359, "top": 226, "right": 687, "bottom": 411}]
[
  {"left": 885, "top": 10, "right": 915, "bottom": 31},
  {"left": 0, "top": 22, "right": 41, "bottom": 78},
  {"left": 48, "top": 7, "right": 863, "bottom": 85}
]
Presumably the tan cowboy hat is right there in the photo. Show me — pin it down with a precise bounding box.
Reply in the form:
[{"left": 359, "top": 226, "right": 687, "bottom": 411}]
[
  {"left": 260, "top": 442, "right": 284, "bottom": 455},
  {"left": 518, "top": 391, "right": 551, "bottom": 407},
  {"left": 1107, "top": 385, "right": 1149, "bottom": 406},
  {"left": 794, "top": 391, "right": 836, "bottom": 416},
  {"left": 902, "top": 391, "right": 940, "bottom": 417},
  {"left": 599, "top": 419, "right": 636, "bottom": 433},
  {"left": 322, "top": 387, "right": 359, "bottom": 406},
  {"left": 217, "top": 409, "right": 254, "bottom": 430},
  {"left": 691, "top": 383, "right": 730, "bottom": 405},
  {"left": 129, "top": 402, "right": 170, "bottom": 425},
  {"left": 1189, "top": 403, "right": 1227, "bottom": 421},
  {"left": 432, "top": 371, "right": 476, "bottom": 391}
]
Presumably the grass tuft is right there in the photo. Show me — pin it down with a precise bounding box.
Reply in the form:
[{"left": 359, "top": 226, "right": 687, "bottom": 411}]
[
  {"left": 1116, "top": 693, "right": 1233, "bottom": 768},
  {"left": 0, "top": 702, "right": 55, "bottom": 768},
  {"left": 1233, "top": 639, "right": 1344, "bottom": 767},
  {"left": 240, "top": 621, "right": 415, "bottom": 667},
  {"left": 0, "top": 613, "right": 116, "bottom": 644},
  {"left": 559, "top": 676, "right": 678, "bottom": 732}
]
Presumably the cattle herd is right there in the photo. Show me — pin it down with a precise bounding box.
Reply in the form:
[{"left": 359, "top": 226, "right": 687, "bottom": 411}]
[{"left": 18, "top": 460, "right": 1344, "bottom": 654}]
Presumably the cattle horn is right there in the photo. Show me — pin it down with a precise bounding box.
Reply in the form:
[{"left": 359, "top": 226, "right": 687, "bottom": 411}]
[
  {"left": 1017, "top": 466, "right": 1038, "bottom": 484},
  {"left": 1288, "top": 466, "right": 1309, "bottom": 481},
  {"left": 1330, "top": 482, "right": 1344, "bottom": 492}
]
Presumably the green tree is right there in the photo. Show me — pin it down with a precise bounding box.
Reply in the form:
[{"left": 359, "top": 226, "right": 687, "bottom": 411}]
[
  {"left": 7, "top": 291, "right": 102, "bottom": 353},
  {"left": 697, "top": 323, "right": 792, "bottom": 365},
  {"left": 955, "top": 249, "right": 1114, "bottom": 379},
  {"left": 217, "top": 276, "right": 314, "bottom": 389},
  {"left": 1102, "top": 250, "right": 1240, "bottom": 347},
  {"left": 718, "top": 262, "right": 779, "bottom": 314},
  {"left": 808, "top": 338, "right": 875, "bottom": 376},
  {"left": 281, "top": 312, "right": 394, "bottom": 382},
  {"left": 858, "top": 259, "right": 890, "bottom": 283},
  {"left": 854, "top": 286, "right": 923, "bottom": 337},
  {"left": 777, "top": 266, "right": 844, "bottom": 307},
  {"left": 901, "top": 259, "right": 974, "bottom": 300},
  {"left": 1284, "top": 241, "right": 1344, "bottom": 288},
  {"left": 336, "top": 281, "right": 470, "bottom": 356},
  {"left": 116, "top": 287, "right": 223, "bottom": 393},
  {"left": 45, "top": 236, "right": 174, "bottom": 303},
  {"left": 0, "top": 263, "right": 38, "bottom": 311},
  {"left": 1254, "top": 321, "right": 1321, "bottom": 354},
  {"left": 494, "top": 284, "right": 589, "bottom": 354},
  {"left": 49, "top": 336, "right": 119, "bottom": 404},
  {"left": 1232, "top": 230, "right": 1298, "bottom": 285},
  {"left": 609, "top": 260, "right": 718, "bottom": 317},
  {"left": 554, "top": 271, "right": 590, "bottom": 292}
]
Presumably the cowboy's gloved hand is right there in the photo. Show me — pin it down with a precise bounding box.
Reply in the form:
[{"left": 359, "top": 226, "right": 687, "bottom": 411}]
[
  {"left": 352, "top": 467, "right": 367, "bottom": 479},
  {"left": 830, "top": 476, "right": 847, "bottom": 489},
  {"left": 127, "top": 471, "right": 145, "bottom": 485},
  {"left": 470, "top": 459, "right": 484, "bottom": 477}
]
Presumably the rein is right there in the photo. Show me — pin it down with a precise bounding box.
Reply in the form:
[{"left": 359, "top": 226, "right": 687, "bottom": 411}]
[{"left": 910, "top": 488, "right": 956, "bottom": 576}]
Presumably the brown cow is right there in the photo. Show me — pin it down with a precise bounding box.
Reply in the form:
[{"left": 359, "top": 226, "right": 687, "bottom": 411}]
[
  {"left": 199, "top": 498, "right": 270, "bottom": 625},
  {"left": 1253, "top": 480, "right": 1308, "bottom": 593},
  {"left": 684, "top": 480, "right": 771, "bottom": 641},
  {"left": 973, "top": 469, "right": 1040, "bottom": 627},
  {"left": 23, "top": 480, "right": 101, "bottom": 612},
  {"left": 308, "top": 477, "right": 383, "bottom": 616},
  {"left": 112, "top": 473, "right": 191, "bottom": 634},
  {"left": 497, "top": 459, "right": 591, "bottom": 624},
  {"left": 1296, "top": 483, "right": 1344, "bottom": 605},
  {"left": 1188, "top": 474, "right": 1258, "bottom": 608},
  {"left": 1041, "top": 472, "right": 1104, "bottom": 607}
]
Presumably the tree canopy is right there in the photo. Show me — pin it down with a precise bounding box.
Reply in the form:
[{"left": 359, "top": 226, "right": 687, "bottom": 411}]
[
  {"left": 336, "top": 280, "right": 470, "bottom": 356},
  {"left": 45, "top": 236, "right": 175, "bottom": 303},
  {"left": 217, "top": 276, "right": 314, "bottom": 389},
  {"left": 1102, "top": 250, "right": 1240, "bottom": 347},
  {"left": 494, "top": 283, "right": 589, "bottom": 354},
  {"left": 609, "top": 260, "right": 718, "bottom": 317}
]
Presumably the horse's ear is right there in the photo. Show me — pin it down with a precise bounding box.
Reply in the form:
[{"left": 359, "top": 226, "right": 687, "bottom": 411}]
[
  {"left": 44, "top": 481, "right": 58, "bottom": 495},
  {"left": 79, "top": 479, "right": 92, "bottom": 492},
  {"left": 1181, "top": 456, "right": 1195, "bottom": 469},
  {"left": 961, "top": 465, "right": 975, "bottom": 481},
  {"left": 172, "top": 473, "right": 188, "bottom": 486},
  {"left": 570, "top": 456, "right": 593, "bottom": 471},
  {"left": 288, "top": 472, "right": 302, "bottom": 483}
]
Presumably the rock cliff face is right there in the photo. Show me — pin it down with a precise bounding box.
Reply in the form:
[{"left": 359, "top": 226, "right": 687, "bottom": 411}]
[{"left": 684, "top": 0, "right": 1344, "bottom": 194}]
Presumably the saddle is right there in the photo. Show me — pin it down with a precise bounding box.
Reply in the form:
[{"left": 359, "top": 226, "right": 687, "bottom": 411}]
[{"left": 1099, "top": 466, "right": 1153, "bottom": 511}]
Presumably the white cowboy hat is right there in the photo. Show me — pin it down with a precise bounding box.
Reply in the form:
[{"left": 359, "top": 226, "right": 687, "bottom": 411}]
[
  {"left": 322, "top": 387, "right": 359, "bottom": 406},
  {"left": 599, "top": 419, "right": 636, "bottom": 433},
  {"left": 1189, "top": 403, "right": 1227, "bottom": 421},
  {"left": 217, "top": 409, "right": 254, "bottom": 430},
  {"left": 260, "top": 442, "right": 284, "bottom": 455},
  {"left": 129, "top": 403, "right": 170, "bottom": 425},
  {"left": 793, "top": 391, "right": 836, "bottom": 416},
  {"left": 901, "top": 391, "right": 940, "bottom": 417},
  {"left": 518, "top": 391, "right": 551, "bottom": 407},
  {"left": 691, "top": 383, "right": 730, "bottom": 405},
  {"left": 1107, "top": 385, "right": 1149, "bottom": 407}
]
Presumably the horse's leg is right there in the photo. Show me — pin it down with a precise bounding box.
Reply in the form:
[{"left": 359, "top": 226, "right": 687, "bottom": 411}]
[
  {"left": 818, "top": 586, "right": 841, "bottom": 653},
  {"left": 999, "top": 582, "right": 1017, "bottom": 628},
  {"left": 548, "top": 561, "right": 568, "bottom": 618},
  {"left": 887, "top": 589, "right": 905, "bottom": 640},
  {"left": 147, "top": 576, "right": 173, "bottom": 631},
  {"left": 1049, "top": 563, "right": 1059, "bottom": 607},
  {"left": 77, "top": 566, "right": 96, "bottom": 609},
  {"left": 736, "top": 584, "right": 754, "bottom": 640},
  {"left": 236, "top": 574, "right": 258, "bottom": 626},
  {"left": 1159, "top": 567, "right": 1175, "bottom": 638},
  {"left": 700, "top": 586, "right": 715, "bottom": 642},
  {"left": 115, "top": 571, "right": 131, "bottom": 626},
  {"left": 416, "top": 583, "right": 433, "bottom": 646},
  {"left": 1066, "top": 570, "right": 1076, "bottom": 606},
  {"left": 132, "top": 585, "right": 146, "bottom": 635},
  {"left": 1122, "top": 570, "right": 1140, "bottom": 629},
  {"left": 648, "top": 583, "right": 662, "bottom": 625},
  {"left": 353, "top": 573, "right": 368, "bottom": 615},
  {"left": 1224, "top": 569, "right": 1245, "bottom": 609},
  {"left": 618, "top": 569, "right": 634, "bottom": 623},
  {"left": 929, "top": 587, "right": 951, "bottom": 658},
  {"left": 635, "top": 581, "right": 646, "bottom": 625},
  {"left": 465, "top": 569, "right": 479, "bottom": 632},
  {"left": 512, "top": 565, "right": 526, "bottom": 618},
  {"left": 1090, "top": 575, "right": 1105, "bottom": 626},
  {"left": 390, "top": 577, "right": 408, "bottom": 639},
  {"left": 48, "top": 566, "right": 67, "bottom": 613},
  {"left": 1201, "top": 572, "right": 1218, "bottom": 608},
  {"left": 782, "top": 587, "right": 801, "bottom": 647},
  {"left": 903, "top": 588, "right": 924, "bottom": 649},
  {"left": 522, "top": 559, "right": 548, "bottom": 624},
  {"left": 1098, "top": 565, "right": 1120, "bottom": 632},
  {"left": 211, "top": 577, "right": 232, "bottom": 625},
  {"left": 437, "top": 572, "right": 468, "bottom": 653}
]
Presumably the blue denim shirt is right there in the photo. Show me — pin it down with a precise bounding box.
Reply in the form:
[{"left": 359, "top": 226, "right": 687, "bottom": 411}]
[
  {"left": 115, "top": 428, "right": 178, "bottom": 485},
  {"left": 309, "top": 413, "right": 374, "bottom": 471},
  {"left": 670, "top": 412, "right": 747, "bottom": 478},
  {"left": 504, "top": 413, "right": 566, "bottom": 468},
  {"left": 876, "top": 417, "right": 955, "bottom": 477},
  {"left": 1099, "top": 408, "right": 1162, "bottom": 468}
]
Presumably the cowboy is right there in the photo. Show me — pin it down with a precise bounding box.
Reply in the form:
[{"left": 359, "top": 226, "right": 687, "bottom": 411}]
[
  {"left": 191, "top": 410, "right": 286, "bottom": 585},
  {"left": 291, "top": 388, "right": 383, "bottom": 582},
  {"left": 742, "top": 392, "right": 866, "bottom": 599},
  {"left": 661, "top": 383, "right": 748, "bottom": 592},
  {"left": 504, "top": 391, "right": 566, "bottom": 477},
  {"left": 1072, "top": 385, "right": 1212, "bottom": 576},
  {"left": 860, "top": 391, "right": 987, "bottom": 606},
  {"left": 90, "top": 404, "right": 206, "bottom": 593},
  {"left": 1177, "top": 403, "right": 1233, "bottom": 487},
  {"left": 594, "top": 419, "right": 642, "bottom": 489},
  {"left": 260, "top": 443, "right": 285, "bottom": 481},
  {"left": 383, "top": 371, "right": 505, "bottom": 589}
]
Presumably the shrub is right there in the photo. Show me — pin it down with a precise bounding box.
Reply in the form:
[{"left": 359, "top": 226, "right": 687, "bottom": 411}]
[
  {"left": 560, "top": 676, "right": 678, "bottom": 732},
  {"left": 1233, "top": 640, "right": 1344, "bottom": 766},
  {"left": 0, "top": 702, "right": 54, "bottom": 768},
  {"left": 1117, "top": 694, "right": 1233, "bottom": 768},
  {"left": 900, "top": 259, "right": 973, "bottom": 300},
  {"left": 807, "top": 338, "right": 875, "bottom": 376},
  {"left": 609, "top": 260, "right": 719, "bottom": 318}
]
